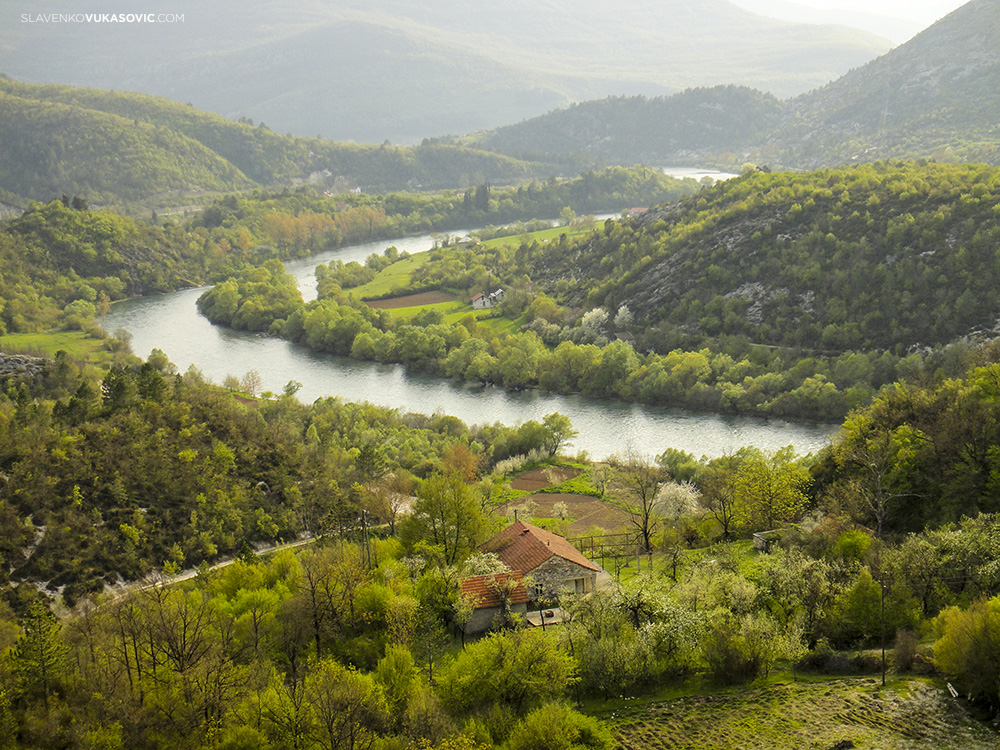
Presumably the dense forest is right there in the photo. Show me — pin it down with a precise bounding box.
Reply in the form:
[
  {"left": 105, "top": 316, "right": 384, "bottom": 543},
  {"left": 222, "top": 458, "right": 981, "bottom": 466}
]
[{"left": 535, "top": 161, "right": 1000, "bottom": 353}]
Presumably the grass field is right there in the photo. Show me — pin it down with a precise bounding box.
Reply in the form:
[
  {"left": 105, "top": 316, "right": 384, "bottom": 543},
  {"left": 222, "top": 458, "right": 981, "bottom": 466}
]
[
  {"left": 351, "top": 252, "right": 432, "bottom": 299},
  {"left": 479, "top": 221, "right": 598, "bottom": 249},
  {"left": 596, "top": 676, "right": 998, "bottom": 750},
  {"left": 0, "top": 331, "right": 108, "bottom": 361}
]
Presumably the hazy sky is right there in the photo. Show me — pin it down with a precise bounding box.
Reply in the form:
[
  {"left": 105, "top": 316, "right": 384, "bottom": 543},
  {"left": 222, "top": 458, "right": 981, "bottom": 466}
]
[
  {"left": 730, "top": 0, "right": 970, "bottom": 42},
  {"left": 792, "top": 0, "right": 965, "bottom": 22}
]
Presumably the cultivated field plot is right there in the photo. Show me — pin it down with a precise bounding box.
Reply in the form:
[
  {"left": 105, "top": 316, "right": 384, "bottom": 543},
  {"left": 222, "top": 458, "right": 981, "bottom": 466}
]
[
  {"left": 604, "top": 678, "right": 998, "bottom": 750},
  {"left": 366, "top": 291, "right": 459, "bottom": 309},
  {"left": 510, "top": 466, "right": 581, "bottom": 492},
  {"left": 526, "top": 493, "right": 628, "bottom": 535}
]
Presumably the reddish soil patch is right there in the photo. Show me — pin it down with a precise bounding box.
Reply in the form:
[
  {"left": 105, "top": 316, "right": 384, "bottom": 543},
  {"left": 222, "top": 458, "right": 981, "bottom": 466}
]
[
  {"left": 510, "top": 466, "right": 580, "bottom": 492},
  {"left": 502, "top": 493, "right": 628, "bottom": 535},
  {"left": 367, "top": 291, "right": 458, "bottom": 309}
]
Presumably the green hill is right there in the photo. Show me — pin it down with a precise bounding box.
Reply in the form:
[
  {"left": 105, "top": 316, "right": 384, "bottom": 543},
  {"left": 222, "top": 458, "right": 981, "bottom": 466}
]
[
  {"left": 529, "top": 161, "right": 1000, "bottom": 354},
  {"left": 0, "top": 88, "right": 256, "bottom": 205},
  {"left": 0, "top": 78, "right": 566, "bottom": 209},
  {"left": 474, "top": 86, "right": 786, "bottom": 165}
]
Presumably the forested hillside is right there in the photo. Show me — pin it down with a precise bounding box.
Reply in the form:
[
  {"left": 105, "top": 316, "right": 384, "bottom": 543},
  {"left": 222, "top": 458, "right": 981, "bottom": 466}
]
[
  {"left": 0, "top": 199, "right": 235, "bottom": 334},
  {"left": 0, "top": 78, "right": 564, "bottom": 209},
  {"left": 532, "top": 162, "right": 1000, "bottom": 353},
  {"left": 0, "top": 89, "right": 255, "bottom": 204}
]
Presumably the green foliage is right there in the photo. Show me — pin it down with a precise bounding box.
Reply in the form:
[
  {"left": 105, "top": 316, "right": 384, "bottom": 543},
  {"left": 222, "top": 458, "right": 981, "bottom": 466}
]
[
  {"left": 533, "top": 162, "right": 1000, "bottom": 355},
  {"left": 504, "top": 703, "right": 614, "bottom": 750},
  {"left": 814, "top": 363, "right": 1000, "bottom": 533},
  {"left": 732, "top": 447, "right": 811, "bottom": 533},
  {"left": 440, "top": 630, "right": 576, "bottom": 716},
  {"left": 0, "top": 200, "right": 241, "bottom": 333},
  {"left": 197, "top": 259, "right": 303, "bottom": 332},
  {"left": 9, "top": 601, "right": 66, "bottom": 705},
  {"left": 934, "top": 596, "right": 1000, "bottom": 708}
]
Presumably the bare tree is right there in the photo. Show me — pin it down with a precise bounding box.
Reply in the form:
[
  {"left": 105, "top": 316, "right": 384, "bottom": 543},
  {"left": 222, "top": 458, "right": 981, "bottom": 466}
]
[
  {"left": 836, "top": 423, "right": 920, "bottom": 537},
  {"left": 240, "top": 369, "right": 263, "bottom": 398},
  {"left": 618, "top": 454, "right": 667, "bottom": 553}
]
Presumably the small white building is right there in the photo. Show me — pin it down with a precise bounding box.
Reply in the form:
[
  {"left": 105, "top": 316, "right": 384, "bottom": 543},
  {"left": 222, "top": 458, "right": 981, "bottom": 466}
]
[{"left": 471, "top": 288, "right": 506, "bottom": 309}]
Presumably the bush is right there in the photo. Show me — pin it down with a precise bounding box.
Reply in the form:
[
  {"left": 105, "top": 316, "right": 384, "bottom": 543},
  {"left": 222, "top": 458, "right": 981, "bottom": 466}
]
[{"left": 504, "top": 703, "right": 614, "bottom": 750}]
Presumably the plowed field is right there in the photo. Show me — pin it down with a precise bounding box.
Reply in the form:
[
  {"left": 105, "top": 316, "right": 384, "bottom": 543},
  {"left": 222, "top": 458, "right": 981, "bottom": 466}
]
[
  {"left": 367, "top": 291, "right": 457, "bottom": 309},
  {"left": 604, "top": 678, "right": 997, "bottom": 750}
]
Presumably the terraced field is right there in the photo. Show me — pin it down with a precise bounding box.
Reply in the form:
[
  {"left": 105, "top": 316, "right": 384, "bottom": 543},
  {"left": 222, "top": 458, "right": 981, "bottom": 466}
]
[{"left": 600, "top": 678, "right": 998, "bottom": 750}]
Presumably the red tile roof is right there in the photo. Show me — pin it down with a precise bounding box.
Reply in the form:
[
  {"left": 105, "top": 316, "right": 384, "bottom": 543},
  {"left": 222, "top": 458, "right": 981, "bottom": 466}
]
[
  {"left": 480, "top": 521, "right": 600, "bottom": 574},
  {"left": 459, "top": 572, "right": 529, "bottom": 609}
]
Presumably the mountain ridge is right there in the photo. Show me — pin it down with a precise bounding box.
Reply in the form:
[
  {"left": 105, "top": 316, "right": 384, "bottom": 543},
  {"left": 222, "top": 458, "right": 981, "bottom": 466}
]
[
  {"left": 0, "top": 0, "right": 892, "bottom": 143},
  {"left": 468, "top": 0, "right": 1000, "bottom": 169}
]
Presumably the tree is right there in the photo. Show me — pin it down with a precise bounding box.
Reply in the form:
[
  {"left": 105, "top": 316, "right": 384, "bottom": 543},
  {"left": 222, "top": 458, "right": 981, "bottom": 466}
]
[
  {"left": 618, "top": 454, "right": 667, "bottom": 553},
  {"left": 10, "top": 601, "right": 67, "bottom": 707},
  {"left": 541, "top": 413, "right": 577, "bottom": 457},
  {"left": 934, "top": 596, "right": 1000, "bottom": 708},
  {"left": 700, "top": 451, "right": 744, "bottom": 538},
  {"left": 834, "top": 416, "right": 921, "bottom": 537},
  {"left": 579, "top": 308, "right": 609, "bottom": 343},
  {"left": 403, "top": 473, "right": 486, "bottom": 565},
  {"left": 732, "top": 447, "right": 810, "bottom": 533},
  {"left": 306, "top": 660, "right": 387, "bottom": 750},
  {"left": 241, "top": 369, "right": 263, "bottom": 398},
  {"left": 613, "top": 304, "right": 633, "bottom": 330},
  {"left": 505, "top": 703, "right": 613, "bottom": 750},
  {"left": 439, "top": 630, "right": 576, "bottom": 716}
]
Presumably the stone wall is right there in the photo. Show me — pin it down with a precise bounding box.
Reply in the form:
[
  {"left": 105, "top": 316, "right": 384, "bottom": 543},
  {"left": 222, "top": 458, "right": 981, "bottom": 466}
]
[
  {"left": 0, "top": 353, "right": 49, "bottom": 383},
  {"left": 531, "top": 557, "right": 598, "bottom": 600},
  {"left": 464, "top": 602, "right": 529, "bottom": 635}
]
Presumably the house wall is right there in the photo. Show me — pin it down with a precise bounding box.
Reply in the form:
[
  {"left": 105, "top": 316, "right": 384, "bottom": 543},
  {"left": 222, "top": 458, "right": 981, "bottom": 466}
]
[
  {"left": 530, "top": 557, "right": 597, "bottom": 600},
  {"left": 464, "top": 602, "right": 529, "bottom": 635}
]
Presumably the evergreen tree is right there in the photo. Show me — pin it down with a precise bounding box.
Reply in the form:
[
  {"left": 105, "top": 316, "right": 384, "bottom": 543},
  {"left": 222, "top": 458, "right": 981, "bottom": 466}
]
[{"left": 11, "top": 601, "right": 67, "bottom": 707}]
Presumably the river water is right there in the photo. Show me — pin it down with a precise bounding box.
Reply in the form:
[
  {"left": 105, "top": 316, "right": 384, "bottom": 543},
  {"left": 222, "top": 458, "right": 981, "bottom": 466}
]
[{"left": 107, "top": 228, "right": 837, "bottom": 461}]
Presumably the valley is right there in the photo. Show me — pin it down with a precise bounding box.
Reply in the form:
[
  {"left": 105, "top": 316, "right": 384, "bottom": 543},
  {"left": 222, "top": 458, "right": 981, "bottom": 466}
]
[{"left": 2, "top": 2, "right": 1000, "bottom": 749}]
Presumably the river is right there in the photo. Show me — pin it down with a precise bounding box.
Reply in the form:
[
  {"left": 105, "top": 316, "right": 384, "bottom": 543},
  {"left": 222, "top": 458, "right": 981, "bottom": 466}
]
[{"left": 107, "top": 230, "right": 837, "bottom": 461}]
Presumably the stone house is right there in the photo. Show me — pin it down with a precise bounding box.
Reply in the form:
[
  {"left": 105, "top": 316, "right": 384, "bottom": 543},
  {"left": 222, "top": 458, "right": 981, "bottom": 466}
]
[
  {"left": 479, "top": 521, "right": 601, "bottom": 601},
  {"left": 458, "top": 571, "right": 529, "bottom": 635}
]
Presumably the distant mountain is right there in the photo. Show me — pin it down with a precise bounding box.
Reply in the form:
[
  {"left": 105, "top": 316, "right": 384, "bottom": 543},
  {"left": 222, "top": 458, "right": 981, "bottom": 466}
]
[
  {"left": 468, "top": 0, "right": 1000, "bottom": 170},
  {"left": 0, "top": 78, "right": 563, "bottom": 209},
  {"left": 474, "top": 87, "right": 787, "bottom": 165},
  {"left": 776, "top": 0, "right": 1000, "bottom": 167},
  {"left": 0, "top": 0, "right": 891, "bottom": 144}
]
